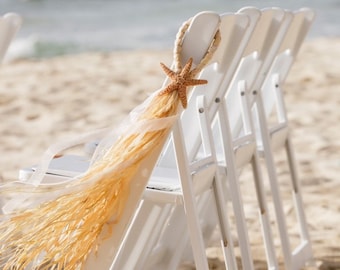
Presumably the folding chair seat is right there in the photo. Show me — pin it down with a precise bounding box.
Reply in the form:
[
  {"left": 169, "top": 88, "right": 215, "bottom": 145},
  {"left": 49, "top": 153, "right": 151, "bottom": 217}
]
[
  {"left": 248, "top": 8, "right": 316, "bottom": 270},
  {"left": 0, "top": 13, "right": 21, "bottom": 63}
]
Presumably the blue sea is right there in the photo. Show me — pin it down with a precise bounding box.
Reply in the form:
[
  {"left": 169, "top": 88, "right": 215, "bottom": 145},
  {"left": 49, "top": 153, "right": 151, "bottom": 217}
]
[{"left": 1, "top": 0, "right": 339, "bottom": 59}]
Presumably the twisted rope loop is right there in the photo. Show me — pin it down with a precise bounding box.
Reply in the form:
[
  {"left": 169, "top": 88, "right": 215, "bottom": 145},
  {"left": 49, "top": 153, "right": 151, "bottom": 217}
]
[{"left": 173, "top": 18, "right": 221, "bottom": 76}]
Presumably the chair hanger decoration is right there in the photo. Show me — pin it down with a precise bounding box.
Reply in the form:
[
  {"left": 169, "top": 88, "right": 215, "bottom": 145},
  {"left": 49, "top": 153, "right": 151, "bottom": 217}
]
[{"left": 0, "top": 19, "right": 220, "bottom": 269}]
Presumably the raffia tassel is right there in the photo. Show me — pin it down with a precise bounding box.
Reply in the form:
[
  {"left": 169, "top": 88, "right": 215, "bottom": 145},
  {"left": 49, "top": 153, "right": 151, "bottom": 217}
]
[{"left": 0, "top": 92, "right": 179, "bottom": 270}]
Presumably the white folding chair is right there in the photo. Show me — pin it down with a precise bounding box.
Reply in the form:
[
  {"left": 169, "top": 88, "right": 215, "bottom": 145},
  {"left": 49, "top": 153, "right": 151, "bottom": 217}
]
[
  {"left": 214, "top": 8, "right": 315, "bottom": 270},
  {"left": 15, "top": 11, "right": 244, "bottom": 270},
  {"left": 149, "top": 7, "right": 294, "bottom": 270},
  {"left": 0, "top": 13, "right": 21, "bottom": 63},
  {"left": 117, "top": 11, "right": 256, "bottom": 270},
  {"left": 250, "top": 8, "right": 316, "bottom": 270},
  {"left": 196, "top": 7, "right": 296, "bottom": 270},
  {"left": 151, "top": 7, "right": 263, "bottom": 270},
  {"left": 0, "top": 12, "right": 21, "bottom": 211}
]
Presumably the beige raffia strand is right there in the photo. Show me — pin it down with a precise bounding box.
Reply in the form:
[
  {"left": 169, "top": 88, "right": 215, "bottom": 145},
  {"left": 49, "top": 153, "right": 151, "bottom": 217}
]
[{"left": 0, "top": 17, "right": 220, "bottom": 270}]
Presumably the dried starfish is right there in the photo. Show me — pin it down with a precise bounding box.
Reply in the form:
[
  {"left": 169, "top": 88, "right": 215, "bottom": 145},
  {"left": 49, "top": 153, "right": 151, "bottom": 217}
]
[{"left": 159, "top": 58, "right": 208, "bottom": 108}]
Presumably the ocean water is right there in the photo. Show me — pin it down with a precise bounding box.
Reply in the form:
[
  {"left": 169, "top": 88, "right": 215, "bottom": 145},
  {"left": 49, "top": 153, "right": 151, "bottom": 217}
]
[{"left": 1, "top": 0, "right": 339, "bottom": 59}]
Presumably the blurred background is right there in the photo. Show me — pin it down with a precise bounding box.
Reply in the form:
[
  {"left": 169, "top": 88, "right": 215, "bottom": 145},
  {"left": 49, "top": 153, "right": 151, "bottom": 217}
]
[{"left": 0, "top": 0, "right": 339, "bottom": 59}]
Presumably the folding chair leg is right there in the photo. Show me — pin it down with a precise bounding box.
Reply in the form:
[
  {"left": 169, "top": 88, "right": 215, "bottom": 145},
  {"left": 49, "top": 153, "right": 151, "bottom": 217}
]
[
  {"left": 113, "top": 200, "right": 172, "bottom": 269},
  {"left": 262, "top": 140, "right": 293, "bottom": 268},
  {"left": 151, "top": 205, "right": 190, "bottom": 269},
  {"left": 166, "top": 211, "right": 191, "bottom": 269},
  {"left": 254, "top": 84, "right": 313, "bottom": 269},
  {"left": 182, "top": 192, "right": 209, "bottom": 270},
  {"left": 254, "top": 97, "right": 305, "bottom": 269},
  {"left": 285, "top": 138, "right": 313, "bottom": 266},
  {"left": 251, "top": 154, "right": 279, "bottom": 270},
  {"left": 135, "top": 204, "right": 175, "bottom": 269},
  {"left": 172, "top": 184, "right": 238, "bottom": 270},
  {"left": 260, "top": 136, "right": 313, "bottom": 269},
  {"left": 219, "top": 103, "right": 255, "bottom": 270},
  {"left": 285, "top": 138, "right": 310, "bottom": 239},
  {"left": 167, "top": 192, "right": 213, "bottom": 269},
  {"left": 212, "top": 174, "right": 238, "bottom": 270},
  {"left": 173, "top": 124, "right": 210, "bottom": 270}
]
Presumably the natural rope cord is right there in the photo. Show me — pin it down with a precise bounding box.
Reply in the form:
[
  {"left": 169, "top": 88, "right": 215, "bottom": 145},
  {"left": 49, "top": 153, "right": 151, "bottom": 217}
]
[
  {"left": 173, "top": 18, "right": 221, "bottom": 75},
  {"left": 0, "top": 17, "right": 221, "bottom": 270}
]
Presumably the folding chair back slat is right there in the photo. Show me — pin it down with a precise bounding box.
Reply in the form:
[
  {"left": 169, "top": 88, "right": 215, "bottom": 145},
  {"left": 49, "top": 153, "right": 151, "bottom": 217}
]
[
  {"left": 227, "top": 8, "right": 292, "bottom": 139},
  {"left": 262, "top": 8, "right": 315, "bottom": 118}
]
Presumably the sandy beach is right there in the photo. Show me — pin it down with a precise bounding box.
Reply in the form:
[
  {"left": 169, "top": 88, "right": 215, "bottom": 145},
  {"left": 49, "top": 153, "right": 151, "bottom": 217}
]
[{"left": 0, "top": 37, "right": 339, "bottom": 269}]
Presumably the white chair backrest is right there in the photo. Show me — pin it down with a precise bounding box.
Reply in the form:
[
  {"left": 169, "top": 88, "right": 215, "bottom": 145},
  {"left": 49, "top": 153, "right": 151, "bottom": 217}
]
[
  {"left": 225, "top": 7, "right": 293, "bottom": 140},
  {"left": 261, "top": 8, "right": 315, "bottom": 119},
  {"left": 158, "top": 11, "right": 253, "bottom": 170},
  {"left": 0, "top": 13, "right": 21, "bottom": 62}
]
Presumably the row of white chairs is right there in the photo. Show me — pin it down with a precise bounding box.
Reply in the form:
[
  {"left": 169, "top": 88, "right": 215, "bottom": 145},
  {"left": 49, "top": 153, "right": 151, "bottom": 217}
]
[{"left": 1, "top": 7, "right": 315, "bottom": 270}]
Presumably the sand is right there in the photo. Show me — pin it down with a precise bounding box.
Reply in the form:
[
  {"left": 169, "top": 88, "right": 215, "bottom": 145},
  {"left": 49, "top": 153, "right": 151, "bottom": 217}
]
[{"left": 0, "top": 38, "right": 339, "bottom": 269}]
